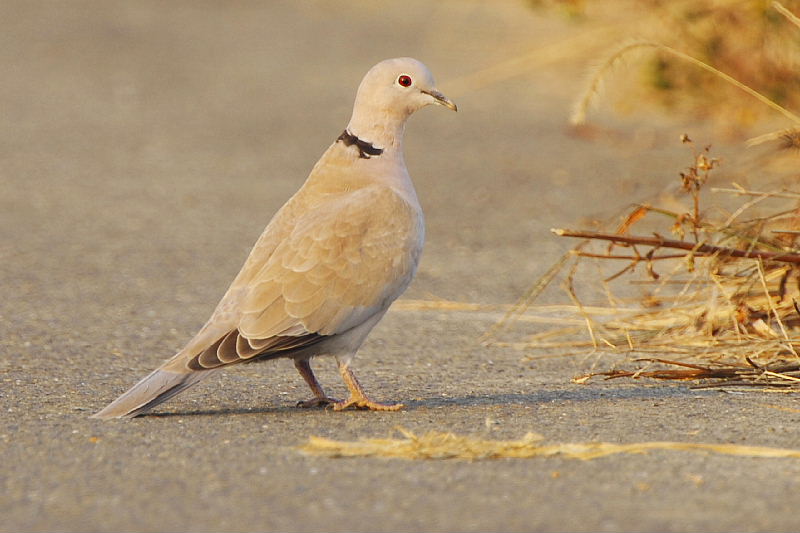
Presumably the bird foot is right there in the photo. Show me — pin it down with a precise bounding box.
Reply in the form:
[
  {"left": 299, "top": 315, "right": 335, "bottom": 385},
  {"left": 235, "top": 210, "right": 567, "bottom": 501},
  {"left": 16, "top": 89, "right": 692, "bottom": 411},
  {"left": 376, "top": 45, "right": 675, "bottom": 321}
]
[
  {"left": 333, "top": 396, "right": 404, "bottom": 411},
  {"left": 296, "top": 397, "right": 339, "bottom": 409}
]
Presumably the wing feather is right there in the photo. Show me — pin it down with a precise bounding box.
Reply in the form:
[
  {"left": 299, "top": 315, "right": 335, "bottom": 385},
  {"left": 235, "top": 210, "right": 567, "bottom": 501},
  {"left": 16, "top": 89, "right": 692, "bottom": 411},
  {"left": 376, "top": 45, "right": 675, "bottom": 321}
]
[{"left": 182, "top": 185, "right": 422, "bottom": 371}]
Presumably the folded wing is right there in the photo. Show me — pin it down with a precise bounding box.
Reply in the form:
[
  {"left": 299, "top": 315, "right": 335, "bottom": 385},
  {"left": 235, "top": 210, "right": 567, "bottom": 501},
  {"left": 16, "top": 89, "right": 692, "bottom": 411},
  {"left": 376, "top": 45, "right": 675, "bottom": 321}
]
[{"left": 179, "top": 185, "right": 422, "bottom": 370}]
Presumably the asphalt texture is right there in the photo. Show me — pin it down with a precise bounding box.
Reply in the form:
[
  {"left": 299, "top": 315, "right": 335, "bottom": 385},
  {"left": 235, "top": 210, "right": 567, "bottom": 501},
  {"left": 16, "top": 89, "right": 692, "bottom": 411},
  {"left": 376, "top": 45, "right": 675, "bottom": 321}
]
[{"left": 2, "top": 2, "right": 800, "bottom": 532}]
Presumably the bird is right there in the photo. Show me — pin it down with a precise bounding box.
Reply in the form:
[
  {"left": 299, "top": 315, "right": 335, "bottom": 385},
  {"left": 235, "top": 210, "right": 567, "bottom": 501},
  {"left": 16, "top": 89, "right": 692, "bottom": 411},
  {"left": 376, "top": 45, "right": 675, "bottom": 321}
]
[{"left": 92, "top": 57, "right": 457, "bottom": 419}]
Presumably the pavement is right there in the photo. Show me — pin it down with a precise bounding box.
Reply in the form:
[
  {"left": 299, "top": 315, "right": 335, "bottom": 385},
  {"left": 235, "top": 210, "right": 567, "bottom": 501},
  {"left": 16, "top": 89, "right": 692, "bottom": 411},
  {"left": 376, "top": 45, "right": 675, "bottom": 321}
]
[{"left": 2, "top": 1, "right": 799, "bottom": 531}]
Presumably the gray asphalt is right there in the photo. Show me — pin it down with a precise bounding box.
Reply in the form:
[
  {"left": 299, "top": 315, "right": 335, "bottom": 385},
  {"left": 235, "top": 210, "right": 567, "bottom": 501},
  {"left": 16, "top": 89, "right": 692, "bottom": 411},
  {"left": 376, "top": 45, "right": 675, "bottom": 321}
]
[{"left": 2, "top": 1, "right": 800, "bottom": 532}]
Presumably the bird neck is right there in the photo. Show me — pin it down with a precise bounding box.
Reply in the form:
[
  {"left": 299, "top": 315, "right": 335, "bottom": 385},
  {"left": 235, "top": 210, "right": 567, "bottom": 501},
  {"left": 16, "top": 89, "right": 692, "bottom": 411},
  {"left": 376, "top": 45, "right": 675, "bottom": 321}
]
[{"left": 345, "top": 106, "right": 408, "bottom": 158}]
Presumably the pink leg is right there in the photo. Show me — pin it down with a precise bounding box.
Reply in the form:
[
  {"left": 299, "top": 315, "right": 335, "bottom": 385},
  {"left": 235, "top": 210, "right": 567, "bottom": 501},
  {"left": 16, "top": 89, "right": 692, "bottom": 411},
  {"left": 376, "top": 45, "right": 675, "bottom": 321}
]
[{"left": 294, "top": 359, "right": 338, "bottom": 408}]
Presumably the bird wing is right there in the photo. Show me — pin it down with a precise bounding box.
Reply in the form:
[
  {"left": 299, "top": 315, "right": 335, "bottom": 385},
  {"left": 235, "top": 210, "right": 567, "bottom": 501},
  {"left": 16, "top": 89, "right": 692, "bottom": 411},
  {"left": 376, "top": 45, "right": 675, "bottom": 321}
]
[{"left": 176, "top": 185, "right": 422, "bottom": 370}]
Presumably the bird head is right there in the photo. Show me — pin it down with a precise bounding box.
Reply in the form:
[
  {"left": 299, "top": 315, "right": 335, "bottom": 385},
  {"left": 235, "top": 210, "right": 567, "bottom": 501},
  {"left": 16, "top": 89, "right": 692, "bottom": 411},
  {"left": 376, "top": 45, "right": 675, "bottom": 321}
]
[{"left": 350, "top": 58, "right": 457, "bottom": 124}]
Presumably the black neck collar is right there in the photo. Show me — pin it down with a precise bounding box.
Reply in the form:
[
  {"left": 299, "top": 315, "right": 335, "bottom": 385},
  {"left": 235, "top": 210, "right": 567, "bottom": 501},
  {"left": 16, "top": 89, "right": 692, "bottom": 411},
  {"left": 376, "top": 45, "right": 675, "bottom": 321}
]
[{"left": 337, "top": 130, "right": 383, "bottom": 159}]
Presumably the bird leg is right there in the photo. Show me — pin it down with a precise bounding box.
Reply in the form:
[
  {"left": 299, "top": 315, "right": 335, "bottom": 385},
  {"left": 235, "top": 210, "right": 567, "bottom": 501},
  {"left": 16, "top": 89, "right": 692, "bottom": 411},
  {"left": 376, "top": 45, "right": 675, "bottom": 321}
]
[
  {"left": 333, "top": 361, "right": 404, "bottom": 411},
  {"left": 294, "top": 359, "right": 338, "bottom": 408}
]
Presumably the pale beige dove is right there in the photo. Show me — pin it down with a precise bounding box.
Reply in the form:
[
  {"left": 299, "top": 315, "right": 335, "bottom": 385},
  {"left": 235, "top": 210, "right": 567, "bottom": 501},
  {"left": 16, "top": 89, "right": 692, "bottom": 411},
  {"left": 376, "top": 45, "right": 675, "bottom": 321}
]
[{"left": 92, "top": 57, "right": 456, "bottom": 419}]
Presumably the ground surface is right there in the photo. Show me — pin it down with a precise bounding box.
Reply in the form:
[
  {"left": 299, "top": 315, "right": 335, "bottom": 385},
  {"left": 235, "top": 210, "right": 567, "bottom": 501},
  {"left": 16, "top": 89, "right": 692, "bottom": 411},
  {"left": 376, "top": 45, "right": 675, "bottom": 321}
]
[{"left": 2, "top": 2, "right": 799, "bottom": 532}]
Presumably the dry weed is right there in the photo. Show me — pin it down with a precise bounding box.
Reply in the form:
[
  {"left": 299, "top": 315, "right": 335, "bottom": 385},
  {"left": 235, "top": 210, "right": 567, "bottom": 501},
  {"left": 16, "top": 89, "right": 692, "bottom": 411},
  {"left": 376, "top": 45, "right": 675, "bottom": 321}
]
[
  {"left": 299, "top": 426, "right": 800, "bottom": 461},
  {"left": 535, "top": 1, "right": 800, "bottom": 134},
  {"left": 485, "top": 137, "right": 800, "bottom": 389}
]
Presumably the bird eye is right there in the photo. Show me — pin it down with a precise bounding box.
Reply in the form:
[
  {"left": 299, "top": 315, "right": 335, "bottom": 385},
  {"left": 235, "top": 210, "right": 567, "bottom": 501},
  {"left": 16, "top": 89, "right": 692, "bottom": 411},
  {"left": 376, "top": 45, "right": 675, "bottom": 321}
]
[{"left": 397, "top": 75, "right": 412, "bottom": 87}]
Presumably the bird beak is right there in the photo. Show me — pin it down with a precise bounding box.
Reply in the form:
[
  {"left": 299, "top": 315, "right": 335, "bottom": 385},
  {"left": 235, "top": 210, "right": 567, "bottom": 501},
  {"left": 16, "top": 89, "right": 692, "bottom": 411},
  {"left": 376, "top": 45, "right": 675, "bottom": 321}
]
[{"left": 423, "top": 89, "right": 458, "bottom": 112}]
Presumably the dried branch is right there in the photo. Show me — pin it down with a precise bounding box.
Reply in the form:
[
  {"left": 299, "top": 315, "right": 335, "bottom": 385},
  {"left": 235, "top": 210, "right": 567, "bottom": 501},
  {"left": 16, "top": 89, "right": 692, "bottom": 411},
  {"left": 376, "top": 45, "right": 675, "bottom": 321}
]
[
  {"left": 575, "top": 358, "right": 800, "bottom": 388},
  {"left": 552, "top": 228, "right": 800, "bottom": 264}
]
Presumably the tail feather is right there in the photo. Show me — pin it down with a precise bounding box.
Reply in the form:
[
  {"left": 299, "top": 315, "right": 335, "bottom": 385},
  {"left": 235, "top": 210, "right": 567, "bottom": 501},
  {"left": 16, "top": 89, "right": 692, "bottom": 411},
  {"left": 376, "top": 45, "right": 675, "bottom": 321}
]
[{"left": 91, "top": 368, "right": 216, "bottom": 420}]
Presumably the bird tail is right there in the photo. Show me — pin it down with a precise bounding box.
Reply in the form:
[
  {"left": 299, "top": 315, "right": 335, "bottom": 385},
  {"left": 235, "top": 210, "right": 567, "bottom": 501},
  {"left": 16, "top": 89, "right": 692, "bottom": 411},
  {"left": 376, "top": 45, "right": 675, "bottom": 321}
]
[{"left": 91, "top": 367, "right": 216, "bottom": 420}]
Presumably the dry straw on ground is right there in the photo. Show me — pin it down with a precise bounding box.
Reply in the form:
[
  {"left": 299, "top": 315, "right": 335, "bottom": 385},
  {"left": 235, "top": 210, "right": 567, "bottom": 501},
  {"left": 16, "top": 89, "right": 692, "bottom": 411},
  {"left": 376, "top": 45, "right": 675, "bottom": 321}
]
[
  {"left": 483, "top": 135, "right": 800, "bottom": 389},
  {"left": 299, "top": 427, "right": 800, "bottom": 461}
]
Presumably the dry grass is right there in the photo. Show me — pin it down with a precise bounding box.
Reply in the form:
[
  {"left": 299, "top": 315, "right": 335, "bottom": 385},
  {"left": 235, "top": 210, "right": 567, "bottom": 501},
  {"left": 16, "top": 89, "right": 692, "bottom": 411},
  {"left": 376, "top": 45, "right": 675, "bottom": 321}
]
[
  {"left": 483, "top": 137, "right": 800, "bottom": 389},
  {"left": 570, "top": 40, "right": 800, "bottom": 129},
  {"left": 534, "top": 0, "right": 800, "bottom": 136},
  {"left": 394, "top": 147, "right": 799, "bottom": 389},
  {"left": 299, "top": 426, "right": 800, "bottom": 461}
]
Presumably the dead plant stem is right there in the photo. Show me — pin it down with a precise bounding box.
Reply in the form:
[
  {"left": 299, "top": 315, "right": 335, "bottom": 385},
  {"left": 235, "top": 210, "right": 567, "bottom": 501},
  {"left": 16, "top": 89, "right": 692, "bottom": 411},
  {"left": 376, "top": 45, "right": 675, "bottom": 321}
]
[{"left": 552, "top": 229, "right": 800, "bottom": 264}]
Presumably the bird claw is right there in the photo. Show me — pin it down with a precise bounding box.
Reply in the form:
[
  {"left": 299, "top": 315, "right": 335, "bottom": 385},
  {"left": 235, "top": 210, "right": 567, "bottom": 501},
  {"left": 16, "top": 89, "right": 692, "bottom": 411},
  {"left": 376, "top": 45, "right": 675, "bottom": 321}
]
[
  {"left": 332, "top": 397, "right": 404, "bottom": 412},
  {"left": 296, "top": 397, "right": 339, "bottom": 408}
]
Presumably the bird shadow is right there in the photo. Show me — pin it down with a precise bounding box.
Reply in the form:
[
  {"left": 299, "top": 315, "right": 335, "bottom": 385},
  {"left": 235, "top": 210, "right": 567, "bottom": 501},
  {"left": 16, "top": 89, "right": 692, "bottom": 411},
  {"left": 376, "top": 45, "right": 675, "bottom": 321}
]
[
  {"left": 405, "top": 385, "right": 717, "bottom": 409},
  {"left": 140, "top": 384, "right": 716, "bottom": 418},
  {"left": 145, "top": 405, "right": 290, "bottom": 418}
]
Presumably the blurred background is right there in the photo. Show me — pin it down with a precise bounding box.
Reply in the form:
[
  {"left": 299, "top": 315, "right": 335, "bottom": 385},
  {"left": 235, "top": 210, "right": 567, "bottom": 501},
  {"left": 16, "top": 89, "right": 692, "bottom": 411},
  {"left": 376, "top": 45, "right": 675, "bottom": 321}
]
[
  {"left": 3, "top": 1, "right": 797, "bottom": 317},
  {"left": 2, "top": 1, "right": 800, "bottom": 531}
]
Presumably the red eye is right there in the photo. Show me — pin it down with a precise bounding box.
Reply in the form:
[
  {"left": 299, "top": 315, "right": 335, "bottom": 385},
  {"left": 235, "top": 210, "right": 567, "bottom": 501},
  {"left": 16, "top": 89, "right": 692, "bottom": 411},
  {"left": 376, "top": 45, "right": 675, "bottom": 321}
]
[{"left": 397, "top": 75, "right": 412, "bottom": 87}]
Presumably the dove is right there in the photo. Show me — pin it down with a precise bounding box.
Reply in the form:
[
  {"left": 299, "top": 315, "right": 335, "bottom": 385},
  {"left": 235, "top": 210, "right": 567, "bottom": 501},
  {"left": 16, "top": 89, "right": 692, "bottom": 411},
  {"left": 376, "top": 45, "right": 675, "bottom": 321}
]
[{"left": 92, "top": 57, "right": 457, "bottom": 419}]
